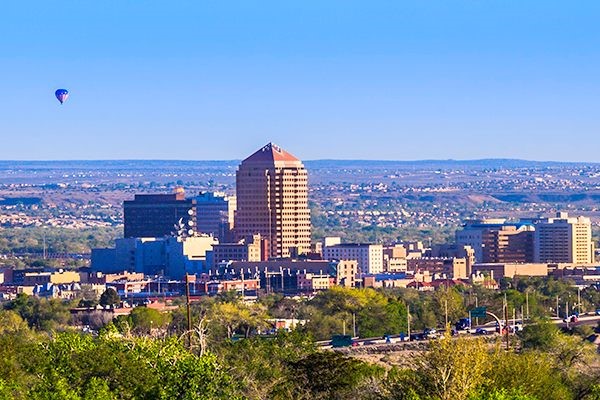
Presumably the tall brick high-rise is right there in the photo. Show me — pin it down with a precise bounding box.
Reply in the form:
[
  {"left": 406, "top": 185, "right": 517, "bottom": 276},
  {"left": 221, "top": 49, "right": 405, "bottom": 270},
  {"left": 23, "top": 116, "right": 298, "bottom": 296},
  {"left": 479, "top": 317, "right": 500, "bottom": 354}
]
[{"left": 234, "top": 143, "right": 311, "bottom": 258}]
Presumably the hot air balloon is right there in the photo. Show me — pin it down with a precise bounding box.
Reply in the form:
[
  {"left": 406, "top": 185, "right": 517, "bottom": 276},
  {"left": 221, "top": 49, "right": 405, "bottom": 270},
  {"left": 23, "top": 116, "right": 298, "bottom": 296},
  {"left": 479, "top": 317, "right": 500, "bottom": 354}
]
[{"left": 55, "top": 89, "right": 69, "bottom": 104}]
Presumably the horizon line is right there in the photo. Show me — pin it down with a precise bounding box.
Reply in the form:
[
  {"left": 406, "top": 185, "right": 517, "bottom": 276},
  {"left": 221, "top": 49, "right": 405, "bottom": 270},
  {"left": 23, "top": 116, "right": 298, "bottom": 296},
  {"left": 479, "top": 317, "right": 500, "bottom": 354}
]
[{"left": 0, "top": 157, "right": 595, "bottom": 164}]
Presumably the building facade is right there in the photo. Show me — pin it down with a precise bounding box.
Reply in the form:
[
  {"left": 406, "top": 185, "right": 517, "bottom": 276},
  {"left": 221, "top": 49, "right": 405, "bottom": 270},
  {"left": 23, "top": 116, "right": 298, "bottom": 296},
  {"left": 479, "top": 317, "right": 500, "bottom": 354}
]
[
  {"left": 534, "top": 212, "right": 594, "bottom": 264},
  {"left": 322, "top": 243, "right": 384, "bottom": 274},
  {"left": 234, "top": 143, "right": 311, "bottom": 258},
  {"left": 209, "top": 234, "right": 267, "bottom": 267},
  {"left": 194, "top": 191, "right": 236, "bottom": 241},
  {"left": 123, "top": 190, "right": 195, "bottom": 238},
  {"left": 481, "top": 225, "right": 535, "bottom": 264},
  {"left": 91, "top": 235, "right": 217, "bottom": 279}
]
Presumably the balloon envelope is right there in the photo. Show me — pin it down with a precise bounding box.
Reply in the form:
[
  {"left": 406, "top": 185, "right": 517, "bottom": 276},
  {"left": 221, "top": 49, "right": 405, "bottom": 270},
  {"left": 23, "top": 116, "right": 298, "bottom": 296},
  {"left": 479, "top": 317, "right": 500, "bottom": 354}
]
[{"left": 55, "top": 89, "right": 69, "bottom": 104}]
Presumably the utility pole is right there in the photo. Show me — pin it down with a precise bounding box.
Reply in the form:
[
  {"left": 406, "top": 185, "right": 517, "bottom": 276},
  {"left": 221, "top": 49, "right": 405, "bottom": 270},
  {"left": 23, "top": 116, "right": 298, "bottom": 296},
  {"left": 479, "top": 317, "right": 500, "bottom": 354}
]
[
  {"left": 469, "top": 311, "right": 472, "bottom": 331},
  {"left": 504, "top": 302, "right": 509, "bottom": 351},
  {"left": 407, "top": 305, "right": 411, "bottom": 341},
  {"left": 512, "top": 308, "right": 516, "bottom": 331},
  {"left": 42, "top": 230, "right": 47, "bottom": 260},
  {"left": 444, "top": 299, "right": 448, "bottom": 326},
  {"left": 185, "top": 274, "right": 192, "bottom": 348},
  {"left": 525, "top": 290, "right": 529, "bottom": 320},
  {"left": 520, "top": 305, "right": 524, "bottom": 323},
  {"left": 578, "top": 287, "right": 581, "bottom": 314},
  {"left": 475, "top": 295, "right": 479, "bottom": 326},
  {"left": 352, "top": 312, "right": 356, "bottom": 337},
  {"left": 241, "top": 269, "right": 245, "bottom": 299},
  {"left": 556, "top": 295, "right": 560, "bottom": 319}
]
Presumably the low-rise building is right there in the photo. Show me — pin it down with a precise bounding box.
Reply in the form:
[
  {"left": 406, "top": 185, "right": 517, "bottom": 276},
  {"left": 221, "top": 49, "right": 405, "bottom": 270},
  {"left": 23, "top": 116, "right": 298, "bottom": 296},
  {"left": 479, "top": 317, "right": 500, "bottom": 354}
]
[
  {"left": 323, "top": 242, "right": 383, "bottom": 274},
  {"left": 472, "top": 263, "right": 549, "bottom": 280}
]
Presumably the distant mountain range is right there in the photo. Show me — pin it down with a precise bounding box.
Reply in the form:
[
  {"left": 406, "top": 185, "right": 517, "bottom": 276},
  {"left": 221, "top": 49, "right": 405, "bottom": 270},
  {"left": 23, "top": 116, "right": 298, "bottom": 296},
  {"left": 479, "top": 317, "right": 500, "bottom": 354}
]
[{"left": 0, "top": 158, "right": 595, "bottom": 170}]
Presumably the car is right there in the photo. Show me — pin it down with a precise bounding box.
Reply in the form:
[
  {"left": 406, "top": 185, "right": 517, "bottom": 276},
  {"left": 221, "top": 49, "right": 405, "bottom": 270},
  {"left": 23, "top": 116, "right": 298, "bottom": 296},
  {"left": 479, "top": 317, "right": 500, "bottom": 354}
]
[
  {"left": 495, "top": 323, "right": 511, "bottom": 334},
  {"left": 563, "top": 315, "right": 578, "bottom": 323},
  {"left": 455, "top": 318, "right": 471, "bottom": 331},
  {"left": 474, "top": 327, "right": 489, "bottom": 335},
  {"left": 423, "top": 328, "right": 440, "bottom": 339},
  {"left": 331, "top": 335, "right": 354, "bottom": 348}
]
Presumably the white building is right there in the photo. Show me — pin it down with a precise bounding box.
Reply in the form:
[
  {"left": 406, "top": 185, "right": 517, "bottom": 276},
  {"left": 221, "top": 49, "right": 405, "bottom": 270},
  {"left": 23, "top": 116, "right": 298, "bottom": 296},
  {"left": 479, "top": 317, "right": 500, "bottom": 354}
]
[
  {"left": 322, "top": 242, "right": 383, "bottom": 274},
  {"left": 91, "top": 235, "right": 218, "bottom": 279}
]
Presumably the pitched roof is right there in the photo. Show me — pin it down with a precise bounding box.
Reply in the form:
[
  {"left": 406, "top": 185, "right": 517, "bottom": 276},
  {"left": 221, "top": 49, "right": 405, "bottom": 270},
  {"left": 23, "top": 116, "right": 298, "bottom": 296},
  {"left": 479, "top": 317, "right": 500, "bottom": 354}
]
[{"left": 242, "top": 143, "right": 301, "bottom": 165}]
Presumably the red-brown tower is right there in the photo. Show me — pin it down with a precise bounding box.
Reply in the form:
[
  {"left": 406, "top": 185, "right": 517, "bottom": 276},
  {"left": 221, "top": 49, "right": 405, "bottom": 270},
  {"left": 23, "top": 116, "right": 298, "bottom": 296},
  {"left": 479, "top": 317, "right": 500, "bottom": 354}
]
[{"left": 234, "top": 143, "right": 311, "bottom": 258}]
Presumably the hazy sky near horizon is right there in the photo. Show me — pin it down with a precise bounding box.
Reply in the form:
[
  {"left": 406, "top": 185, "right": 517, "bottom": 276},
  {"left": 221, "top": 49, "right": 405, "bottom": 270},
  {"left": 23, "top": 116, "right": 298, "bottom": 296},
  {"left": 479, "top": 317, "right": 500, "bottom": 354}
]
[{"left": 1, "top": 1, "right": 600, "bottom": 161}]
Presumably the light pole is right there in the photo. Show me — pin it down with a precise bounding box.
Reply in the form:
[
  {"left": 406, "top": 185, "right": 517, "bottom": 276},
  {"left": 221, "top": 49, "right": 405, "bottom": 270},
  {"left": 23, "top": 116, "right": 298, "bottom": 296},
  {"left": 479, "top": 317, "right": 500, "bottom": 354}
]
[
  {"left": 525, "top": 290, "right": 529, "bottom": 320},
  {"left": 475, "top": 295, "right": 479, "bottom": 326},
  {"left": 407, "top": 305, "right": 411, "bottom": 341},
  {"left": 444, "top": 299, "right": 448, "bottom": 326}
]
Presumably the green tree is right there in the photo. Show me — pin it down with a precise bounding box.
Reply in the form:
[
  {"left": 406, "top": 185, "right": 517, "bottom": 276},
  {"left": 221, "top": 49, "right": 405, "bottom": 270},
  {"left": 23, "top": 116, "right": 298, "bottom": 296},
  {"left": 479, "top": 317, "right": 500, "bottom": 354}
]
[
  {"left": 417, "top": 330, "right": 490, "bottom": 400},
  {"left": 127, "top": 307, "right": 171, "bottom": 335},
  {"left": 287, "top": 351, "right": 383, "bottom": 400},
  {"left": 3, "top": 294, "right": 70, "bottom": 331},
  {"left": 520, "top": 319, "right": 559, "bottom": 350},
  {"left": 484, "top": 350, "right": 571, "bottom": 400},
  {"left": 209, "top": 301, "right": 268, "bottom": 339},
  {"left": 98, "top": 288, "right": 120, "bottom": 307}
]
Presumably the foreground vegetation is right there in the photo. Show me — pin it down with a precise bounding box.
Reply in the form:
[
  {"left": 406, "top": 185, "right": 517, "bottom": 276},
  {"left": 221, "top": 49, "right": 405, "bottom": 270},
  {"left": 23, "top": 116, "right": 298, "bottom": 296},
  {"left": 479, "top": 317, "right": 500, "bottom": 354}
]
[
  {"left": 2, "top": 280, "right": 600, "bottom": 399},
  {"left": 1, "top": 308, "right": 600, "bottom": 399}
]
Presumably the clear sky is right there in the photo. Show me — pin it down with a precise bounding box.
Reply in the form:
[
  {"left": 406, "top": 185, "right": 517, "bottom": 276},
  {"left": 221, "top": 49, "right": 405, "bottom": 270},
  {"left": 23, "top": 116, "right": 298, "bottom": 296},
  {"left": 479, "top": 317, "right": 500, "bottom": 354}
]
[{"left": 1, "top": 1, "right": 600, "bottom": 161}]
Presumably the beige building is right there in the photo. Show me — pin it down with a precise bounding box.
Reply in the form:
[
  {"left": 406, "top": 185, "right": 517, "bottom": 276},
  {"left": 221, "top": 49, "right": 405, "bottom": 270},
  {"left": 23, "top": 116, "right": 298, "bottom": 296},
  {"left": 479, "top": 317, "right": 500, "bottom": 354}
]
[
  {"left": 211, "top": 234, "right": 267, "bottom": 267},
  {"left": 297, "top": 273, "right": 334, "bottom": 292},
  {"left": 323, "top": 243, "right": 384, "bottom": 274},
  {"left": 234, "top": 143, "right": 311, "bottom": 258},
  {"left": 407, "top": 257, "right": 469, "bottom": 279},
  {"left": 534, "top": 212, "right": 594, "bottom": 264},
  {"left": 472, "top": 263, "right": 549, "bottom": 280}
]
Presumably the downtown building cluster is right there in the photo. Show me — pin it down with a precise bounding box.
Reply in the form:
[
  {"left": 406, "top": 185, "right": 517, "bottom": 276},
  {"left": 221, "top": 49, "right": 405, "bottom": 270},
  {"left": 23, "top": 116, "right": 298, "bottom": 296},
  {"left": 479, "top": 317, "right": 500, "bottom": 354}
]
[{"left": 1, "top": 143, "right": 599, "bottom": 302}]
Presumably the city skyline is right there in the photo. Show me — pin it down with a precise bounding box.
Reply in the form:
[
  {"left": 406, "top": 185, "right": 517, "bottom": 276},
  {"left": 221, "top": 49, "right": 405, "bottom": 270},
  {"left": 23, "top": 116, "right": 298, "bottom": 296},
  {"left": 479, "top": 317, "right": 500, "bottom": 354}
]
[{"left": 2, "top": 1, "right": 600, "bottom": 161}]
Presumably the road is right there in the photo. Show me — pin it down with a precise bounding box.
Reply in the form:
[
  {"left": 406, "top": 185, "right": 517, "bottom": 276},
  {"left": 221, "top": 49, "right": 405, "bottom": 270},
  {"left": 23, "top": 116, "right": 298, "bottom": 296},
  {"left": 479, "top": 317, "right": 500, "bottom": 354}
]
[{"left": 320, "top": 314, "right": 600, "bottom": 349}]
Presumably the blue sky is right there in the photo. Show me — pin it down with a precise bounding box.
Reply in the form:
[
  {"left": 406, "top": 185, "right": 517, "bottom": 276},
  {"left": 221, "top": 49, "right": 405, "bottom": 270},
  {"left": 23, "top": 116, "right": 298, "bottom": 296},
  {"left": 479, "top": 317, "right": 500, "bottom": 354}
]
[{"left": 1, "top": 1, "right": 599, "bottom": 161}]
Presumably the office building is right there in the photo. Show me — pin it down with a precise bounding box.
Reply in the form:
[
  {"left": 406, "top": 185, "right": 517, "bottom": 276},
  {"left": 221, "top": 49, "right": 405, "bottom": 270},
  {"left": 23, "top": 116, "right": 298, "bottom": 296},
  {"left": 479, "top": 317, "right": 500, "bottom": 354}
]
[
  {"left": 456, "top": 218, "right": 536, "bottom": 263},
  {"left": 123, "top": 189, "right": 195, "bottom": 238},
  {"left": 91, "top": 235, "right": 217, "bottom": 279},
  {"left": 481, "top": 225, "right": 535, "bottom": 264},
  {"left": 234, "top": 143, "right": 311, "bottom": 258},
  {"left": 456, "top": 219, "right": 509, "bottom": 262},
  {"left": 194, "top": 191, "right": 236, "bottom": 241},
  {"left": 210, "top": 234, "right": 268, "bottom": 267},
  {"left": 534, "top": 212, "right": 594, "bottom": 264},
  {"left": 323, "top": 243, "right": 384, "bottom": 274}
]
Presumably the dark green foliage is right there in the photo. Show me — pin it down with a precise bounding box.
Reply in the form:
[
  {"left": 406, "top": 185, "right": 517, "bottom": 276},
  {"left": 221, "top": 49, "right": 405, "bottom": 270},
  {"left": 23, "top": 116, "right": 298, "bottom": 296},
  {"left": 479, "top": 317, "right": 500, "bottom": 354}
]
[
  {"left": 469, "top": 389, "right": 539, "bottom": 400},
  {"left": 0, "top": 331, "right": 240, "bottom": 399},
  {"left": 3, "top": 294, "right": 70, "bottom": 331},
  {"left": 214, "top": 330, "right": 316, "bottom": 399},
  {"left": 0, "top": 226, "right": 121, "bottom": 255},
  {"left": 519, "top": 319, "right": 559, "bottom": 350},
  {"left": 115, "top": 306, "right": 171, "bottom": 335},
  {"left": 286, "top": 351, "right": 383, "bottom": 400},
  {"left": 301, "top": 286, "right": 408, "bottom": 339},
  {"left": 98, "top": 288, "right": 120, "bottom": 307}
]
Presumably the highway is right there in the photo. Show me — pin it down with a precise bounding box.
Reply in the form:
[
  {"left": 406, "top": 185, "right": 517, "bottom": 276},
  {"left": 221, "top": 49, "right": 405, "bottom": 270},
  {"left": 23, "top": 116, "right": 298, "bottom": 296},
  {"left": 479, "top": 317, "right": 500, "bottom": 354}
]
[{"left": 319, "top": 314, "right": 600, "bottom": 349}]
